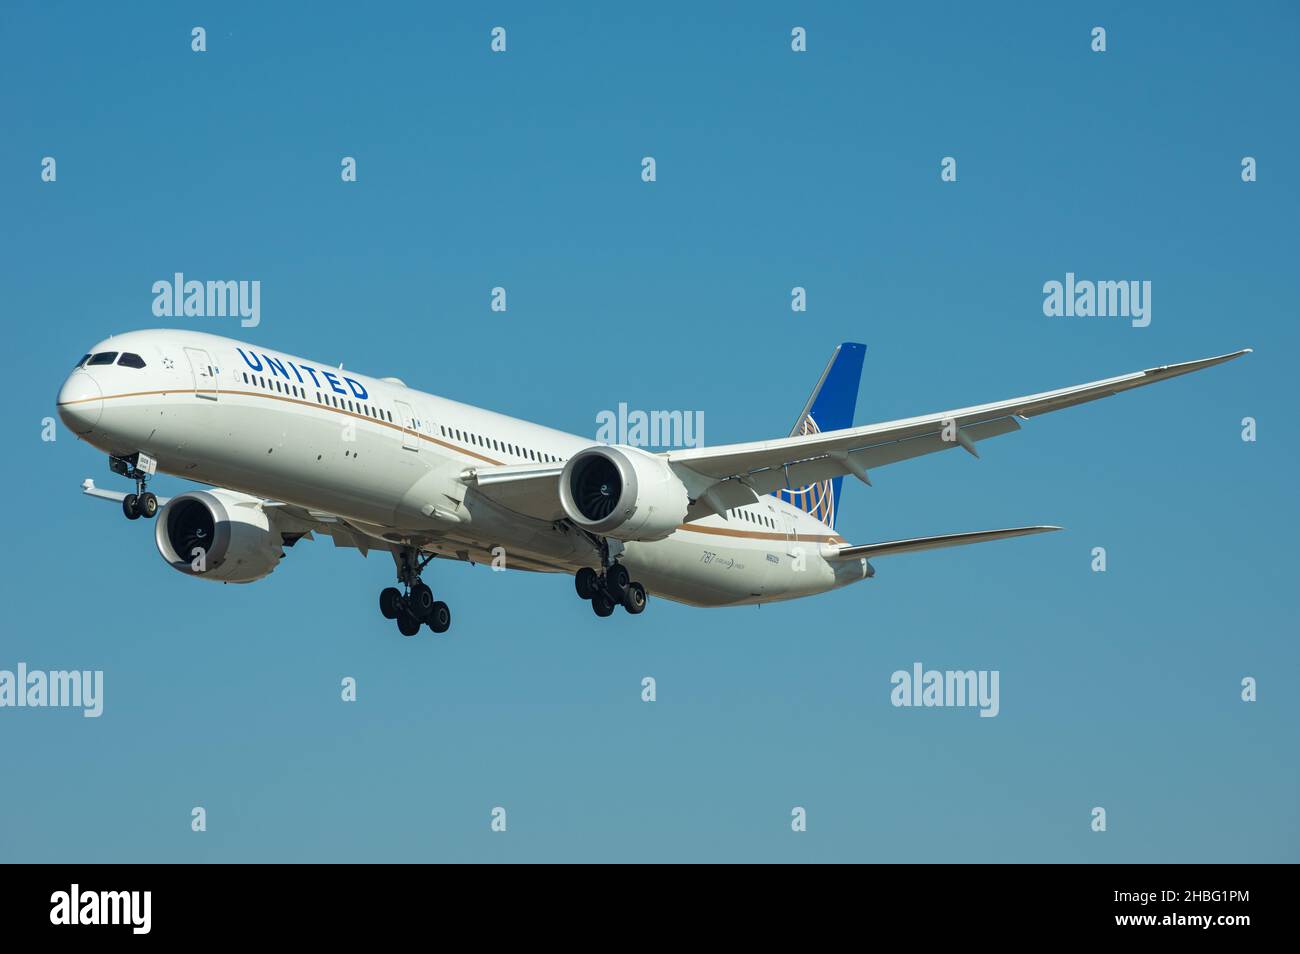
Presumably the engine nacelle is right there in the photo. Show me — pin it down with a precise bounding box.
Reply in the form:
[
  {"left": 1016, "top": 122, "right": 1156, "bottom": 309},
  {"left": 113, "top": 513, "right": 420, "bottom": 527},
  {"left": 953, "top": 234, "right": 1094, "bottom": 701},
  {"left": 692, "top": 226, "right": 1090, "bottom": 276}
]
[
  {"left": 558, "top": 445, "right": 690, "bottom": 542},
  {"left": 155, "top": 490, "right": 287, "bottom": 583}
]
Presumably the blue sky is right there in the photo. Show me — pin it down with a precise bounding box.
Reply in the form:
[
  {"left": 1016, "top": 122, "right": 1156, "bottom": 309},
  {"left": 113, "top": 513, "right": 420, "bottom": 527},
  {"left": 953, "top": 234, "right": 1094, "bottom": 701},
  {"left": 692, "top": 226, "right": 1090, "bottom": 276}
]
[{"left": 1, "top": 1, "right": 1296, "bottom": 861}]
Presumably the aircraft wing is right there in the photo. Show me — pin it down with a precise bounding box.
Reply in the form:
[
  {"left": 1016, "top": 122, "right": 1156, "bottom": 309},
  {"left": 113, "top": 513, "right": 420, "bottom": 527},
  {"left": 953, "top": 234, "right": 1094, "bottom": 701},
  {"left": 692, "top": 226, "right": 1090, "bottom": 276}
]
[
  {"left": 81, "top": 478, "right": 171, "bottom": 507},
  {"left": 663, "top": 349, "right": 1250, "bottom": 514},
  {"left": 444, "top": 349, "right": 1250, "bottom": 524}
]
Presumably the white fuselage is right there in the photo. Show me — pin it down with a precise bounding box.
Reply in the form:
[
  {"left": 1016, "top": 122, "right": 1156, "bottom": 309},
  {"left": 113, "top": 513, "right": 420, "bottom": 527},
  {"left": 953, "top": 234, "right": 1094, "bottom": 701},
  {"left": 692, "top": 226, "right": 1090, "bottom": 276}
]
[{"left": 57, "top": 330, "right": 869, "bottom": 607}]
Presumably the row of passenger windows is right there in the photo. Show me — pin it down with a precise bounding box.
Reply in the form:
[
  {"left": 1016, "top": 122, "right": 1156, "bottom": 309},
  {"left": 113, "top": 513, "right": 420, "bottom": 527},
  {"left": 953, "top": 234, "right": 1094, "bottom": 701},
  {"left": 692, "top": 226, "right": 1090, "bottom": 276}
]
[
  {"left": 237, "top": 370, "right": 563, "bottom": 464},
  {"left": 240, "top": 371, "right": 395, "bottom": 423},
  {"left": 729, "top": 508, "right": 778, "bottom": 529},
  {"left": 439, "top": 425, "right": 564, "bottom": 464},
  {"left": 75, "top": 351, "right": 146, "bottom": 369}
]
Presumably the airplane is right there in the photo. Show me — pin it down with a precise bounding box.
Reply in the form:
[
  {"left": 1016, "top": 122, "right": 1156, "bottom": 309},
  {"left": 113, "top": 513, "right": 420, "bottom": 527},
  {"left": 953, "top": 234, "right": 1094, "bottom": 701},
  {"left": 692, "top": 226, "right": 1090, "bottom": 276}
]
[{"left": 56, "top": 330, "right": 1249, "bottom": 636}]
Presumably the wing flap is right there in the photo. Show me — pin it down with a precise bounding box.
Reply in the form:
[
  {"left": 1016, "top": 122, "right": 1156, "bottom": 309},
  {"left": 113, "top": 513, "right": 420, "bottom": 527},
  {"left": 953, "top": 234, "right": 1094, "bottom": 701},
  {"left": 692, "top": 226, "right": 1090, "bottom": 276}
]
[
  {"left": 681, "top": 416, "right": 1021, "bottom": 520},
  {"left": 459, "top": 463, "right": 566, "bottom": 522}
]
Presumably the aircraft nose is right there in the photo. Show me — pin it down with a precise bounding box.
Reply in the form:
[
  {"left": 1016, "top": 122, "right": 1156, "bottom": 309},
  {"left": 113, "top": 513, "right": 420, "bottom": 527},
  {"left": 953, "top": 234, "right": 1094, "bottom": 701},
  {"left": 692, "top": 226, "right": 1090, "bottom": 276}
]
[{"left": 57, "top": 369, "right": 102, "bottom": 435}]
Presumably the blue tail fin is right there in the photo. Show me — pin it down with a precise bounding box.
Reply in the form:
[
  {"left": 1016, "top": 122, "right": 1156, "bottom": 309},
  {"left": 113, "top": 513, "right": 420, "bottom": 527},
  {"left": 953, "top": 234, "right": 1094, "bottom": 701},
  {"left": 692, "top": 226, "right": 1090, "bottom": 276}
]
[{"left": 771, "top": 342, "right": 866, "bottom": 530}]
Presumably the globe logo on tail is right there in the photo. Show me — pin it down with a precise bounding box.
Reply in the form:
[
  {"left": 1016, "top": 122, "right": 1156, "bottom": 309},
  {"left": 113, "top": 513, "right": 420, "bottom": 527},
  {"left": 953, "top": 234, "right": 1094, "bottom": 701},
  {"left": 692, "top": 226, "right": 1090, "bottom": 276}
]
[{"left": 774, "top": 414, "right": 836, "bottom": 527}]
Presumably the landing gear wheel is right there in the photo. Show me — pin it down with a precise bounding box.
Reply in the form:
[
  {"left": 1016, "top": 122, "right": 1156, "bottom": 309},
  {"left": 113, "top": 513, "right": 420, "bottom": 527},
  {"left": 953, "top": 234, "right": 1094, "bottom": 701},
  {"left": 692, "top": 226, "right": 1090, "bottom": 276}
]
[
  {"left": 379, "top": 587, "right": 402, "bottom": 620},
  {"left": 575, "top": 567, "right": 598, "bottom": 600},
  {"left": 622, "top": 581, "right": 647, "bottom": 614},
  {"left": 397, "top": 612, "right": 422, "bottom": 637},
  {"left": 607, "top": 563, "right": 630, "bottom": 592},
  {"left": 592, "top": 593, "right": 616, "bottom": 617},
  {"left": 427, "top": 601, "right": 451, "bottom": 634},
  {"left": 137, "top": 492, "right": 158, "bottom": 519},
  {"left": 122, "top": 493, "right": 140, "bottom": 520},
  {"left": 409, "top": 582, "right": 435, "bottom": 620}
]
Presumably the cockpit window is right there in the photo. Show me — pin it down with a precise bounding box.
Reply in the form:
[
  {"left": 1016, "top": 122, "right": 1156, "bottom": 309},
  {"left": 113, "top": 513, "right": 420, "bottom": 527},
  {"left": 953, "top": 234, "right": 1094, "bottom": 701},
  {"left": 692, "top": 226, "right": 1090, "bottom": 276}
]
[
  {"left": 118, "top": 352, "right": 146, "bottom": 369},
  {"left": 86, "top": 352, "right": 119, "bottom": 366},
  {"left": 74, "top": 354, "right": 90, "bottom": 368}
]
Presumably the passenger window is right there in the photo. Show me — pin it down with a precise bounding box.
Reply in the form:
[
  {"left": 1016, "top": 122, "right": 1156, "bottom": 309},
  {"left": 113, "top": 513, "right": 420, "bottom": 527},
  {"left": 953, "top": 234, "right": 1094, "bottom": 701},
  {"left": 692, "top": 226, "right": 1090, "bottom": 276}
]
[{"left": 87, "top": 352, "right": 118, "bottom": 366}]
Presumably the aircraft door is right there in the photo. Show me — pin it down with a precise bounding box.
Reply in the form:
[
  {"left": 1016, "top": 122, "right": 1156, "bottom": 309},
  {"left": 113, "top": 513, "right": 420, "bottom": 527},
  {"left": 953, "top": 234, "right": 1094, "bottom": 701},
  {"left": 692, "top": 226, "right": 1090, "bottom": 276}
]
[
  {"left": 184, "top": 347, "right": 219, "bottom": 400},
  {"left": 393, "top": 400, "right": 419, "bottom": 451}
]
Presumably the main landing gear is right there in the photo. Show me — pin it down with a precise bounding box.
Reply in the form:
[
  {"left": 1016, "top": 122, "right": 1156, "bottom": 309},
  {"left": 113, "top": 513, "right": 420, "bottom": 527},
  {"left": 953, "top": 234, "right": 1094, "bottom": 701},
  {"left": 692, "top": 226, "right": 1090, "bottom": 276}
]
[
  {"left": 112, "top": 453, "right": 158, "bottom": 521},
  {"left": 575, "top": 563, "right": 648, "bottom": 618},
  {"left": 379, "top": 547, "right": 451, "bottom": 636}
]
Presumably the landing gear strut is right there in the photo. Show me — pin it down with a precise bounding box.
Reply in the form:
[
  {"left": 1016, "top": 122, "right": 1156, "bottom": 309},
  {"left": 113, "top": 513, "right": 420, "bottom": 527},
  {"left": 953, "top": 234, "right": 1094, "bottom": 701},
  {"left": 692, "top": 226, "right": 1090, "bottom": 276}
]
[
  {"left": 575, "top": 562, "right": 648, "bottom": 617},
  {"left": 111, "top": 453, "right": 158, "bottom": 521},
  {"left": 380, "top": 547, "right": 451, "bottom": 636}
]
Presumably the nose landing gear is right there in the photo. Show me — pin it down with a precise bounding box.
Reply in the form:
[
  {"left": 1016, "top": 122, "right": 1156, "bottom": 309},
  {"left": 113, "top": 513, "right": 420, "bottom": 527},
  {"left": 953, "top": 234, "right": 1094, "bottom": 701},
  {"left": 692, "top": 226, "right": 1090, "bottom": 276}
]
[
  {"left": 122, "top": 491, "right": 158, "bottom": 520},
  {"left": 380, "top": 547, "right": 451, "bottom": 636},
  {"left": 112, "top": 453, "right": 158, "bottom": 520},
  {"left": 575, "top": 564, "right": 648, "bottom": 617}
]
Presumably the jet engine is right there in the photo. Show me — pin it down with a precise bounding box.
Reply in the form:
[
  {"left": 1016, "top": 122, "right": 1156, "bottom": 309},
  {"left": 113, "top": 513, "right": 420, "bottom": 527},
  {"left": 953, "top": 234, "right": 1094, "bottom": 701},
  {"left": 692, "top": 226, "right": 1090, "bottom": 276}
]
[
  {"left": 155, "top": 490, "right": 290, "bottom": 583},
  {"left": 558, "top": 445, "right": 690, "bottom": 542}
]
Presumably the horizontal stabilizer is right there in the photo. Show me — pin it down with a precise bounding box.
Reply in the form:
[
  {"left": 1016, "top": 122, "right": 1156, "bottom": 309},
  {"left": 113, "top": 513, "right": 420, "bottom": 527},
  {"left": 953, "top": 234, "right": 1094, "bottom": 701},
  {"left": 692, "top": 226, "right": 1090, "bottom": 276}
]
[{"left": 830, "top": 525, "right": 1061, "bottom": 560}]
